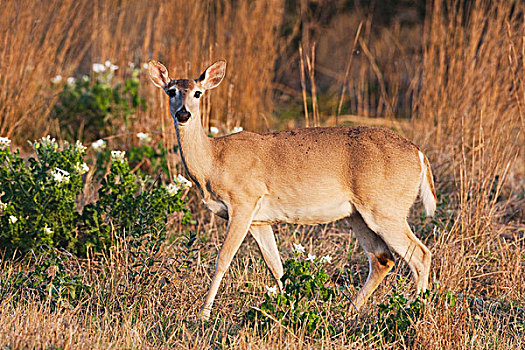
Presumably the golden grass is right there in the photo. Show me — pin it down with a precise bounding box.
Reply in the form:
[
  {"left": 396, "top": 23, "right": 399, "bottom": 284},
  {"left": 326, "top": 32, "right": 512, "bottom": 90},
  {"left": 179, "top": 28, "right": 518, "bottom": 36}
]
[{"left": 0, "top": 0, "right": 524, "bottom": 349}]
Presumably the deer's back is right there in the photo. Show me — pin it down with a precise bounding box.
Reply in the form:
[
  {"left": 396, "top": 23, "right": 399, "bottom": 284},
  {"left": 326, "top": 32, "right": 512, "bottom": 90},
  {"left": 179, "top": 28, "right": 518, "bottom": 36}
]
[{"left": 211, "top": 126, "right": 423, "bottom": 224}]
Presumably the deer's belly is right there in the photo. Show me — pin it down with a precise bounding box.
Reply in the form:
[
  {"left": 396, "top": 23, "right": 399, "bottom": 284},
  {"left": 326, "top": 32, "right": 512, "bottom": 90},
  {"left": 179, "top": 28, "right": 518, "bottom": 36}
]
[{"left": 252, "top": 196, "right": 354, "bottom": 225}]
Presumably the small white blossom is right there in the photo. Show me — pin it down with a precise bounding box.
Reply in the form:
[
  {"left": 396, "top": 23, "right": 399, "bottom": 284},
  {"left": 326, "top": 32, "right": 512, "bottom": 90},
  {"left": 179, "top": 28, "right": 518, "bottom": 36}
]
[
  {"left": 91, "top": 139, "right": 106, "bottom": 152},
  {"left": 210, "top": 127, "right": 219, "bottom": 135},
  {"left": 44, "top": 227, "right": 53, "bottom": 235},
  {"left": 9, "top": 215, "right": 18, "bottom": 224},
  {"left": 111, "top": 150, "right": 126, "bottom": 163},
  {"left": 293, "top": 243, "right": 306, "bottom": 254},
  {"left": 136, "top": 132, "right": 151, "bottom": 143},
  {"left": 51, "top": 75, "right": 62, "bottom": 84},
  {"left": 0, "top": 137, "right": 11, "bottom": 150},
  {"left": 0, "top": 200, "right": 7, "bottom": 211},
  {"left": 233, "top": 126, "right": 243, "bottom": 133},
  {"left": 320, "top": 255, "right": 332, "bottom": 264},
  {"left": 104, "top": 60, "right": 112, "bottom": 68},
  {"left": 306, "top": 253, "right": 316, "bottom": 261},
  {"left": 67, "top": 77, "right": 76, "bottom": 85},
  {"left": 73, "top": 162, "right": 89, "bottom": 174},
  {"left": 38, "top": 136, "right": 58, "bottom": 152},
  {"left": 51, "top": 168, "right": 70, "bottom": 184},
  {"left": 110, "top": 64, "right": 118, "bottom": 71},
  {"left": 74, "top": 140, "right": 87, "bottom": 152},
  {"left": 165, "top": 183, "right": 180, "bottom": 196},
  {"left": 92, "top": 63, "right": 106, "bottom": 73},
  {"left": 142, "top": 62, "right": 149, "bottom": 70},
  {"left": 266, "top": 286, "right": 278, "bottom": 296},
  {"left": 175, "top": 174, "right": 192, "bottom": 188},
  {"left": 41, "top": 135, "right": 57, "bottom": 147}
]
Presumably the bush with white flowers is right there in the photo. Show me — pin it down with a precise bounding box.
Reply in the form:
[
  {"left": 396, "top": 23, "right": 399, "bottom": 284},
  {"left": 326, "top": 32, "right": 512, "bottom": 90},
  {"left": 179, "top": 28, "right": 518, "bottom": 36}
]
[
  {"left": 244, "top": 244, "right": 343, "bottom": 337},
  {"left": 50, "top": 59, "right": 146, "bottom": 142},
  {"left": 0, "top": 136, "right": 190, "bottom": 257}
]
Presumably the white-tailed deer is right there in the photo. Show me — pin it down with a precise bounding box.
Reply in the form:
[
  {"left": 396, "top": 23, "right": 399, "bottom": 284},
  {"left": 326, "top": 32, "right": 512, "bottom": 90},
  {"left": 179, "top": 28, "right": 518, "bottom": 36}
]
[{"left": 148, "top": 60, "right": 436, "bottom": 320}]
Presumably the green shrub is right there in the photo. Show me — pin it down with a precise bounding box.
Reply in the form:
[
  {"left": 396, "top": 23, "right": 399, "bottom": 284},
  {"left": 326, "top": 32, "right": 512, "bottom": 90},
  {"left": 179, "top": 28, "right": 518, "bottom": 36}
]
[
  {"left": 244, "top": 246, "right": 342, "bottom": 337},
  {"left": 357, "top": 280, "right": 435, "bottom": 346},
  {"left": 0, "top": 249, "right": 90, "bottom": 308},
  {"left": 0, "top": 136, "right": 190, "bottom": 258},
  {"left": 79, "top": 150, "right": 191, "bottom": 257},
  {"left": 0, "top": 136, "right": 87, "bottom": 254},
  {"left": 50, "top": 61, "right": 146, "bottom": 142}
]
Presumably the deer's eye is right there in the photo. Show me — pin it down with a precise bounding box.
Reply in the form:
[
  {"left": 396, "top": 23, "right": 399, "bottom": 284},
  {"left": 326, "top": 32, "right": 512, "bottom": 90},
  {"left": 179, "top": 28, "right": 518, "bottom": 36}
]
[
  {"left": 194, "top": 91, "right": 202, "bottom": 98},
  {"left": 167, "top": 89, "right": 176, "bottom": 98}
]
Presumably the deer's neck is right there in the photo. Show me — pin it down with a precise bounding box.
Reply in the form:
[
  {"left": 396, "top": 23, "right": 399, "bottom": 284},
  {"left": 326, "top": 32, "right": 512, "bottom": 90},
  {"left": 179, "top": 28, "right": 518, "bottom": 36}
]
[{"left": 174, "top": 115, "right": 213, "bottom": 195}]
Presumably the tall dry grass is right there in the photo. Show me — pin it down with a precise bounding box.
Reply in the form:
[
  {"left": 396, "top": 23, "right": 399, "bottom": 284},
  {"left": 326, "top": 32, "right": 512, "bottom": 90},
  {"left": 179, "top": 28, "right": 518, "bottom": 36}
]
[
  {"left": 414, "top": 0, "right": 524, "bottom": 295},
  {"left": 0, "top": 0, "right": 284, "bottom": 147},
  {"left": 0, "top": 1, "right": 91, "bottom": 142}
]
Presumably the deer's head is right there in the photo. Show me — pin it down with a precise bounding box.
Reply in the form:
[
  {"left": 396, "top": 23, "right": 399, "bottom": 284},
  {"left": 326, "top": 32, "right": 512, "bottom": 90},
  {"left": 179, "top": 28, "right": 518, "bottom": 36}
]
[{"left": 148, "top": 60, "right": 226, "bottom": 125}]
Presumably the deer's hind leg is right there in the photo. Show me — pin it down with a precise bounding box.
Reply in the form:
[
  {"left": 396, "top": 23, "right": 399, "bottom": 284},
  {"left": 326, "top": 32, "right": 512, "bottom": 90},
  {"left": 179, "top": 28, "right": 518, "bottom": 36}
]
[
  {"left": 357, "top": 210, "right": 432, "bottom": 293},
  {"left": 348, "top": 212, "right": 395, "bottom": 311}
]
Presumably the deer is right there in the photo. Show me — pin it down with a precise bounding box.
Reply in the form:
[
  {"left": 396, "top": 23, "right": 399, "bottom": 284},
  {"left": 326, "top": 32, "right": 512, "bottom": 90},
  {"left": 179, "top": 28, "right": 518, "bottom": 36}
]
[{"left": 148, "top": 59, "right": 437, "bottom": 320}]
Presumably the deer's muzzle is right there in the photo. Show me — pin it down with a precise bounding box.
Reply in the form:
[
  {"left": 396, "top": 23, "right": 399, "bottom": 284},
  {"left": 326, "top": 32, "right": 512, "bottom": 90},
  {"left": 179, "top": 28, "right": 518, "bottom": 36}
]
[{"left": 175, "top": 107, "right": 191, "bottom": 123}]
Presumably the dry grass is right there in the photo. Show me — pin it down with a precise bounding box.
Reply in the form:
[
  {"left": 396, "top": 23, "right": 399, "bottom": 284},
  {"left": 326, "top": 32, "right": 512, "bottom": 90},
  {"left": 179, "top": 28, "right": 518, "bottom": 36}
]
[{"left": 1, "top": 0, "right": 524, "bottom": 349}]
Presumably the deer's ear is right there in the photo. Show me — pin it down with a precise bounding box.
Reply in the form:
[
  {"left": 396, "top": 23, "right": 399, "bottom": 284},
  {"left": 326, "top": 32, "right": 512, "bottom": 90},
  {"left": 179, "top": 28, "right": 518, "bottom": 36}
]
[
  {"left": 148, "top": 60, "right": 170, "bottom": 88},
  {"left": 197, "top": 60, "right": 226, "bottom": 90}
]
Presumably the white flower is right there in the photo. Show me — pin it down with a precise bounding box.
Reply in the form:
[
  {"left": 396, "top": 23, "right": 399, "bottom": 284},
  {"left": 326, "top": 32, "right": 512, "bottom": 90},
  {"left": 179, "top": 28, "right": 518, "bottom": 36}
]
[
  {"left": 67, "top": 77, "right": 76, "bottom": 85},
  {"left": 92, "top": 63, "right": 106, "bottom": 73},
  {"left": 165, "top": 183, "right": 180, "bottom": 196},
  {"left": 73, "top": 162, "right": 89, "bottom": 174},
  {"left": 0, "top": 137, "right": 11, "bottom": 150},
  {"left": 266, "top": 286, "right": 278, "bottom": 296},
  {"left": 320, "top": 255, "right": 332, "bottom": 264},
  {"left": 37, "top": 136, "right": 57, "bottom": 152},
  {"left": 306, "top": 253, "right": 316, "bottom": 261},
  {"left": 9, "top": 215, "right": 18, "bottom": 224},
  {"left": 91, "top": 139, "right": 106, "bottom": 152},
  {"left": 0, "top": 200, "right": 7, "bottom": 211},
  {"left": 51, "top": 75, "right": 62, "bottom": 84},
  {"left": 293, "top": 243, "right": 305, "bottom": 254},
  {"left": 111, "top": 150, "right": 126, "bottom": 163},
  {"left": 175, "top": 174, "right": 192, "bottom": 188},
  {"left": 142, "top": 62, "right": 149, "bottom": 70},
  {"left": 74, "top": 140, "right": 87, "bottom": 153},
  {"left": 104, "top": 60, "right": 112, "bottom": 68},
  {"left": 210, "top": 127, "right": 219, "bottom": 135},
  {"left": 136, "top": 132, "right": 151, "bottom": 143},
  {"left": 44, "top": 227, "right": 53, "bottom": 235},
  {"left": 51, "top": 168, "right": 70, "bottom": 184},
  {"left": 233, "top": 126, "right": 243, "bottom": 133},
  {"left": 41, "top": 135, "right": 57, "bottom": 147},
  {"left": 110, "top": 64, "right": 118, "bottom": 71}
]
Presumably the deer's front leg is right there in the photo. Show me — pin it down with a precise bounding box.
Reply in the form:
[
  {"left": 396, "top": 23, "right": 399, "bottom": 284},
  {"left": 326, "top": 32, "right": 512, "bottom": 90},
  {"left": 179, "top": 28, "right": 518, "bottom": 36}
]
[{"left": 201, "top": 205, "right": 255, "bottom": 320}]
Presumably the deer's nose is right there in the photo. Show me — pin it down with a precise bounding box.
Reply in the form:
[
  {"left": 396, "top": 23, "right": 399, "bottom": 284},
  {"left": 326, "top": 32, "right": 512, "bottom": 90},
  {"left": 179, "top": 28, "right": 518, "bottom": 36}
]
[{"left": 175, "top": 107, "right": 191, "bottom": 123}]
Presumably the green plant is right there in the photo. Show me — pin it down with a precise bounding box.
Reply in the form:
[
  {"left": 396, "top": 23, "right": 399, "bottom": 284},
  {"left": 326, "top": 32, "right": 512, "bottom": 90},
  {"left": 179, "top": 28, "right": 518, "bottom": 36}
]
[
  {"left": 79, "top": 152, "right": 191, "bottom": 258},
  {"left": 51, "top": 62, "right": 146, "bottom": 142},
  {"left": 0, "top": 136, "right": 190, "bottom": 258},
  {"left": 0, "top": 249, "right": 90, "bottom": 308},
  {"left": 244, "top": 247, "right": 341, "bottom": 337},
  {"left": 0, "top": 136, "right": 87, "bottom": 254},
  {"left": 357, "top": 280, "right": 432, "bottom": 346}
]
